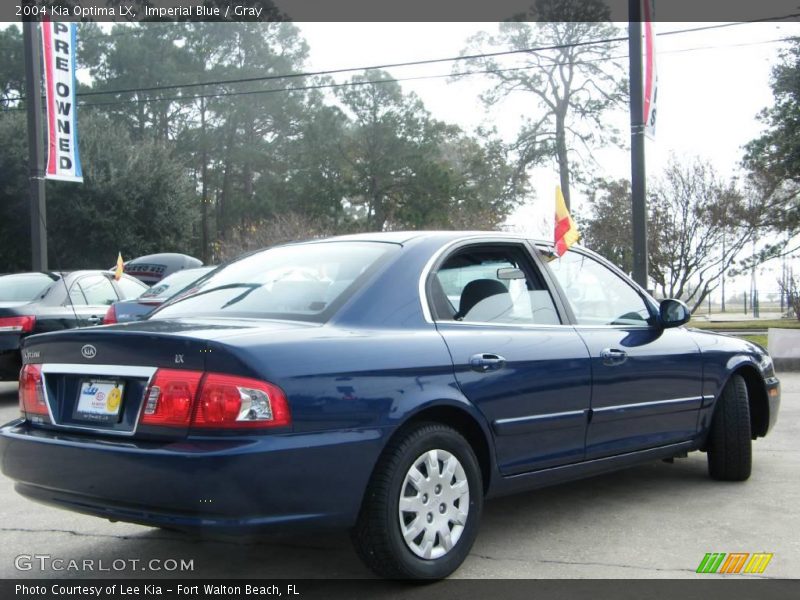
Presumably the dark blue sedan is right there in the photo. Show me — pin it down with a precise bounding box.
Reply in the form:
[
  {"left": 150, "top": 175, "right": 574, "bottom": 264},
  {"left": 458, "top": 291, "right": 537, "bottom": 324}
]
[{"left": 0, "top": 232, "right": 781, "bottom": 579}]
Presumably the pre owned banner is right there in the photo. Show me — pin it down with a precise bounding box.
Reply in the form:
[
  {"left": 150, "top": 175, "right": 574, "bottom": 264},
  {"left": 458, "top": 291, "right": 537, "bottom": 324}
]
[{"left": 42, "top": 21, "right": 83, "bottom": 183}]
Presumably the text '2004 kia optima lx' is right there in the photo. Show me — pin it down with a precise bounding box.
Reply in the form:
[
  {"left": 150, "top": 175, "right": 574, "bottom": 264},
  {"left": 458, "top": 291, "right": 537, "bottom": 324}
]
[{"left": 0, "top": 232, "right": 780, "bottom": 579}]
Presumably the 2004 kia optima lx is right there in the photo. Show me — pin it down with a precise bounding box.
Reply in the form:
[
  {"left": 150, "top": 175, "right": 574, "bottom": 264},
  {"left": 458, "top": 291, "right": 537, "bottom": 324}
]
[{"left": 0, "top": 232, "right": 781, "bottom": 579}]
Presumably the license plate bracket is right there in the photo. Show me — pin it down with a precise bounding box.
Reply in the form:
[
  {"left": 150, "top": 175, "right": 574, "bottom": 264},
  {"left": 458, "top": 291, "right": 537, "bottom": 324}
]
[{"left": 73, "top": 379, "right": 125, "bottom": 424}]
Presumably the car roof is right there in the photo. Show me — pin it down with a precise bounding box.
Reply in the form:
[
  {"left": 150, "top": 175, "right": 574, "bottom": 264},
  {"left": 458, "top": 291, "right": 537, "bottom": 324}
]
[
  {"left": 300, "top": 231, "right": 555, "bottom": 246},
  {"left": 0, "top": 271, "right": 61, "bottom": 279}
]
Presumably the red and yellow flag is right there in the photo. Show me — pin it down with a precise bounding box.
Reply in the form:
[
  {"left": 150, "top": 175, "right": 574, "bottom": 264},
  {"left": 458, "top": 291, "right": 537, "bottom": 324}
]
[
  {"left": 114, "top": 252, "right": 124, "bottom": 281},
  {"left": 554, "top": 186, "right": 579, "bottom": 257}
]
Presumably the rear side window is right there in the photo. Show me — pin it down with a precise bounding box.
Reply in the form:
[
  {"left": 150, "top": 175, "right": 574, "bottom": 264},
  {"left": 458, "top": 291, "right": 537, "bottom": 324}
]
[
  {"left": 67, "top": 284, "right": 87, "bottom": 306},
  {"left": 153, "top": 242, "right": 395, "bottom": 323},
  {"left": 78, "top": 275, "right": 118, "bottom": 306},
  {"left": 431, "top": 245, "right": 560, "bottom": 325}
]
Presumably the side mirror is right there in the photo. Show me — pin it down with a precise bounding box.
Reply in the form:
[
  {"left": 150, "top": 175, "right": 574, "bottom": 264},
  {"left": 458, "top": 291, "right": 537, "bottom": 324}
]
[{"left": 659, "top": 298, "right": 691, "bottom": 328}]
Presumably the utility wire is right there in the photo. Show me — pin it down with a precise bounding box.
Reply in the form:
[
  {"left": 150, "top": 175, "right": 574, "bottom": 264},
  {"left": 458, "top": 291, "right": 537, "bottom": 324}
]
[
  {"left": 76, "top": 35, "right": 632, "bottom": 97},
  {"left": 65, "top": 13, "right": 800, "bottom": 44},
  {"left": 2, "top": 33, "right": 795, "bottom": 113},
  {"left": 3, "top": 15, "right": 798, "bottom": 105},
  {"left": 70, "top": 17, "right": 800, "bottom": 98},
  {"left": 81, "top": 34, "right": 800, "bottom": 108}
]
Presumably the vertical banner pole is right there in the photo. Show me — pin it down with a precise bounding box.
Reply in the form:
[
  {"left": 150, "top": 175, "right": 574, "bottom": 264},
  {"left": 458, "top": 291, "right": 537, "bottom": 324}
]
[
  {"left": 23, "top": 20, "right": 48, "bottom": 271},
  {"left": 629, "top": 1, "right": 648, "bottom": 289}
]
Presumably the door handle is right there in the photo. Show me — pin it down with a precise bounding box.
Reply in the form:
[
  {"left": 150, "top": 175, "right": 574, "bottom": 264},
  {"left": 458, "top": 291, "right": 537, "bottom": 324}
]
[
  {"left": 469, "top": 353, "right": 506, "bottom": 373},
  {"left": 600, "top": 348, "right": 628, "bottom": 366},
  {"left": 87, "top": 316, "right": 102, "bottom": 325}
]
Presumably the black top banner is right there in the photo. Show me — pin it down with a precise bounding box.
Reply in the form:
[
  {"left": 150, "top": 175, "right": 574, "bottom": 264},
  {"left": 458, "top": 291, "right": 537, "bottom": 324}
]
[{"left": 8, "top": 0, "right": 800, "bottom": 23}]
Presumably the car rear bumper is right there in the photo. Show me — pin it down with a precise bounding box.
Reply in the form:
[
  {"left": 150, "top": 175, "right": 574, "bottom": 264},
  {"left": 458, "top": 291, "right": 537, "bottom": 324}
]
[{"left": 0, "top": 421, "right": 384, "bottom": 533}]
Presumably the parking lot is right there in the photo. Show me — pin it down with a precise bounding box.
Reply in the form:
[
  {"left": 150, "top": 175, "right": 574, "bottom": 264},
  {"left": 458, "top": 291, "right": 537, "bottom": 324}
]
[{"left": 0, "top": 374, "right": 796, "bottom": 580}]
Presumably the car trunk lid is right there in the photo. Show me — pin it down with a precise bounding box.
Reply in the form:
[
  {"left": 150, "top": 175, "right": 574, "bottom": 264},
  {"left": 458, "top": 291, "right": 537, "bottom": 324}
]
[{"left": 20, "top": 318, "right": 310, "bottom": 440}]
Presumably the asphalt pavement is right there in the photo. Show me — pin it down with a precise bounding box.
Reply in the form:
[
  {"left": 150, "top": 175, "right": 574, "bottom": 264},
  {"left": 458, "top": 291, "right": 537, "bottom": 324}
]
[{"left": 0, "top": 374, "right": 796, "bottom": 580}]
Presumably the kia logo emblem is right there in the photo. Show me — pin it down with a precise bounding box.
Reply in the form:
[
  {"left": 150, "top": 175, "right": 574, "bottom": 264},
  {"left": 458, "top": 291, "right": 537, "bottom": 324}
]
[{"left": 81, "top": 345, "right": 97, "bottom": 359}]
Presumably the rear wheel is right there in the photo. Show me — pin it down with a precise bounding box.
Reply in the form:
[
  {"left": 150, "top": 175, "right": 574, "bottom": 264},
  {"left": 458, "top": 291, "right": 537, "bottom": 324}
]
[
  {"left": 352, "top": 423, "right": 483, "bottom": 579},
  {"left": 707, "top": 374, "right": 752, "bottom": 481}
]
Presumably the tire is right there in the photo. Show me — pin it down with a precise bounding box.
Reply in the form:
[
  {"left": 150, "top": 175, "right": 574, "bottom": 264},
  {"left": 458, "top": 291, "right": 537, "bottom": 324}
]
[
  {"left": 351, "top": 422, "right": 483, "bottom": 579},
  {"left": 707, "top": 374, "right": 752, "bottom": 481}
]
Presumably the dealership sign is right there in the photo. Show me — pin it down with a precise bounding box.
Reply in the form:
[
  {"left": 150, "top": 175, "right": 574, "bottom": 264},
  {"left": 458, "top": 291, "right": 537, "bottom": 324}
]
[{"left": 42, "top": 21, "right": 83, "bottom": 183}]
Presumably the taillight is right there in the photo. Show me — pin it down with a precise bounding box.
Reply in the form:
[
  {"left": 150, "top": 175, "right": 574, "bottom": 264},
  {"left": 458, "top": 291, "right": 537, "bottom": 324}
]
[
  {"left": 138, "top": 369, "right": 290, "bottom": 430},
  {"left": 0, "top": 316, "right": 36, "bottom": 333},
  {"left": 193, "top": 373, "right": 291, "bottom": 429},
  {"left": 140, "top": 369, "right": 203, "bottom": 427},
  {"left": 102, "top": 305, "right": 117, "bottom": 325},
  {"left": 19, "top": 364, "right": 50, "bottom": 420}
]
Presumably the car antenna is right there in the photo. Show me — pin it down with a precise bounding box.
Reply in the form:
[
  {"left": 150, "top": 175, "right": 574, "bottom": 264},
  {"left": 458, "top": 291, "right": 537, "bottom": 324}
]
[{"left": 34, "top": 208, "right": 82, "bottom": 328}]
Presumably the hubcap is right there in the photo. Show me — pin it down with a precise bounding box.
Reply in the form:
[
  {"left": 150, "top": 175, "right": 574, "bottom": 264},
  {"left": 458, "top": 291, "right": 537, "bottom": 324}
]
[{"left": 398, "top": 448, "right": 470, "bottom": 560}]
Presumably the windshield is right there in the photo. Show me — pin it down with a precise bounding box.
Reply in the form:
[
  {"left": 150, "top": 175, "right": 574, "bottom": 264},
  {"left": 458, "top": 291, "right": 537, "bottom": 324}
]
[
  {"left": 138, "top": 267, "right": 214, "bottom": 301},
  {"left": 152, "top": 242, "right": 395, "bottom": 322},
  {"left": 0, "top": 273, "right": 57, "bottom": 302}
]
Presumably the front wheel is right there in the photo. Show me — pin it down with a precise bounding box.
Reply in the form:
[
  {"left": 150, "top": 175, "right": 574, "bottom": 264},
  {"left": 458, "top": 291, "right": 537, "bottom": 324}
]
[
  {"left": 707, "top": 374, "right": 752, "bottom": 481},
  {"left": 352, "top": 423, "right": 483, "bottom": 579}
]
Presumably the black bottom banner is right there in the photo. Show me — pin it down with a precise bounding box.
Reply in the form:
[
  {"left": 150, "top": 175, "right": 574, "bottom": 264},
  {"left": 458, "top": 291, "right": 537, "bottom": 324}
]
[{"left": 3, "top": 579, "right": 799, "bottom": 600}]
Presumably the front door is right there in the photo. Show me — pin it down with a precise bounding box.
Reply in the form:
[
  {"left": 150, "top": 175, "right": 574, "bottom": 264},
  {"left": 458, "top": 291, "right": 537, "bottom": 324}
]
[{"left": 543, "top": 248, "right": 703, "bottom": 459}]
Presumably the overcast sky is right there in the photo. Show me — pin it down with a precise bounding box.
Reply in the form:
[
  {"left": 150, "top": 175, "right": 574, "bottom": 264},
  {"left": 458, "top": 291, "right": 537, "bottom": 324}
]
[{"left": 297, "top": 21, "right": 799, "bottom": 298}]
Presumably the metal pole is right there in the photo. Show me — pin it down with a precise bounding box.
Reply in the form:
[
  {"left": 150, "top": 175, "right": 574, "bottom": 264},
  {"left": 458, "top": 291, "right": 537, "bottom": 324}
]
[
  {"left": 23, "top": 20, "right": 47, "bottom": 271},
  {"left": 781, "top": 250, "right": 787, "bottom": 313},
  {"left": 628, "top": 2, "right": 648, "bottom": 289},
  {"left": 720, "top": 232, "right": 726, "bottom": 312},
  {"left": 751, "top": 239, "right": 757, "bottom": 317}
]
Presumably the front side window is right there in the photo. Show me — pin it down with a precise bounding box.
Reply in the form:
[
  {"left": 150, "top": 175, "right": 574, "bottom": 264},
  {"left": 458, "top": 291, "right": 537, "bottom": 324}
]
[
  {"left": 430, "top": 245, "right": 560, "bottom": 325},
  {"left": 545, "top": 249, "right": 652, "bottom": 326},
  {"left": 115, "top": 275, "right": 150, "bottom": 299},
  {"left": 153, "top": 242, "right": 394, "bottom": 323}
]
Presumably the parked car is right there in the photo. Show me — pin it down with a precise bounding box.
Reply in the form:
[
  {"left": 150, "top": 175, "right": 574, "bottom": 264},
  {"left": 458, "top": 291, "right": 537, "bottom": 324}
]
[
  {"left": 0, "top": 271, "right": 148, "bottom": 380},
  {"left": 120, "top": 253, "right": 203, "bottom": 286},
  {"left": 103, "top": 267, "right": 215, "bottom": 324},
  {"left": 0, "top": 232, "right": 780, "bottom": 579}
]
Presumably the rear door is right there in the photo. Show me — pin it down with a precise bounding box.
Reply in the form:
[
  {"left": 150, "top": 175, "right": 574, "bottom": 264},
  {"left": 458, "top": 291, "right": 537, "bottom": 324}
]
[
  {"left": 542, "top": 248, "right": 703, "bottom": 459},
  {"left": 72, "top": 274, "right": 120, "bottom": 326},
  {"left": 427, "top": 240, "right": 592, "bottom": 475}
]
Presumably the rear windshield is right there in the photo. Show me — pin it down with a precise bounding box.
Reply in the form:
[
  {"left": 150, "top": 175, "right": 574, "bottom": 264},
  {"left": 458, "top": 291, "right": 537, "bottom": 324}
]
[
  {"left": 0, "top": 273, "right": 57, "bottom": 302},
  {"left": 139, "top": 267, "right": 214, "bottom": 301},
  {"left": 151, "top": 242, "right": 395, "bottom": 322}
]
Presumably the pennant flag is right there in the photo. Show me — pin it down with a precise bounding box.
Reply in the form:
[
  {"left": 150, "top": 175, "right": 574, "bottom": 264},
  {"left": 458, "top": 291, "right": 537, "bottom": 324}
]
[
  {"left": 42, "top": 21, "right": 83, "bottom": 182},
  {"left": 114, "top": 253, "right": 124, "bottom": 281},
  {"left": 554, "top": 186, "right": 579, "bottom": 257}
]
